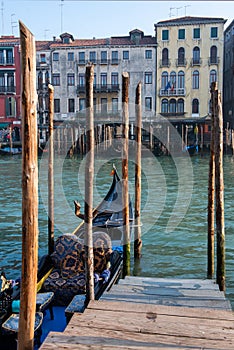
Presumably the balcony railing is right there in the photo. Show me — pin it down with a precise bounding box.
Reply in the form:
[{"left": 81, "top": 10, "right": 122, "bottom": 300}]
[
  {"left": 176, "top": 58, "right": 187, "bottom": 67},
  {"left": 0, "top": 58, "right": 15, "bottom": 65},
  {"left": 208, "top": 57, "right": 220, "bottom": 65},
  {"left": 191, "top": 58, "right": 202, "bottom": 66},
  {"left": 0, "top": 86, "right": 16, "bottom": 93},
  {"left": 159, "top": 59, "right": 171, "bottom": 68},
  {"left": 159, "top": 88, "right": 186, "bottom": 96},
  {"left": 77, "top": 59, "right": 120, "bottom": 65},
  {"left": 77, "top": 84, "right": 120, "bottom": 94}
]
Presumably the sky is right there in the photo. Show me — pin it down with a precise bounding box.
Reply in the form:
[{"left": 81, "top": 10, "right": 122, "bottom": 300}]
[{"left": 1, "top": 0, "right": 234, "bottom": 41}]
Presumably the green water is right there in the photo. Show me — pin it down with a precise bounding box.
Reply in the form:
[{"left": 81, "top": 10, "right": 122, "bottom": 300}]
[{"left": 0, "top": 153, "right": 233, "bottom": 309}]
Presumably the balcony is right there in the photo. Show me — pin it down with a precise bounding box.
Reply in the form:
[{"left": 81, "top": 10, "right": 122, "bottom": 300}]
[
  {"left": 159, "top": 59, "right": 171, "bottom": 68},
  {"left": 0, "top": 86, "right": 16, "bottom": 94},
  {"left": 77, "top": 59, "right": 120, "bottom": 66},
  {"left": 191, "top": 58, "right": 202, "bottom": 66},
  {"left": 208, "top": 57, "right": 220, "bottom": 65},
  {"left": 0, "top": 57, "right": 15, "bottom": 66},
  {"left": 176, "top": 58, "right": 187, "bottom": 67},
  {"left": 77, "top": 84, "right": 120, "bottom": 94},
  {"left": 159, "top": 88, "right": 186, "bottom": 97}
]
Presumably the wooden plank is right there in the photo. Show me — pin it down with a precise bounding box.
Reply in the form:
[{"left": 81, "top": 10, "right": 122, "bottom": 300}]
[
  {"left": 120, "top": 277, "right": 220, "bottom": 290},
  {"left": 101, "top": 291, "right": 232, "bottom": 309},
  {"left": 108, "top": 283, "right": 225, "bottom": 299},
  {"left": 87, "top": 300, "right": 234, "bottom": 320},
  {"left": 40, "top": 323, "right": 234, "bottom": 350},
  {"left": 67, "top": 308, "right": 234, "bottom": 341}
]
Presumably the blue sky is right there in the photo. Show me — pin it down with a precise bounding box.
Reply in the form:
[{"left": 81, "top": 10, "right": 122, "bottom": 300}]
[{"left": 1, "top": 1, "right": 233, "bottom": 40}]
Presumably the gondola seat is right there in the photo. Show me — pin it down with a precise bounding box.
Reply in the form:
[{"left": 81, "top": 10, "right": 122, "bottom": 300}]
[{"left": 42, "top": 232, "right": 112, "bottom": 306}]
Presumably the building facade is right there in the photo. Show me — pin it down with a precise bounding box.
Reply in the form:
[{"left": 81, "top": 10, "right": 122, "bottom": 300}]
[
  {"left": 154, "top": 17, "right": 226, "bottom": 123},
  {"left": 36, "top": 29, "right": 157, "bottom": 141},
  {"left": 0, "top": 36, "right": 21, "bottom": 141},
  {"left": 223, "top": 19, "right": 234, "bottom": 128}
]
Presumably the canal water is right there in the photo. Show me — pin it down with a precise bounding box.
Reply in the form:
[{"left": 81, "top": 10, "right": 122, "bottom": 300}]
[{"left": 0, "top": 152, "right": 234, "bottom": 309}]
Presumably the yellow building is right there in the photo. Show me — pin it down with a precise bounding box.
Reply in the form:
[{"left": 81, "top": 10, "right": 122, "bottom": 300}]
[{"left": 154, "top": 16, "right": 227, "bottom": 122}]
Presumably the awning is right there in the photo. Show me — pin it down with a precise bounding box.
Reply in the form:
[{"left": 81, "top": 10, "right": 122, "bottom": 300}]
[{"left": 0, "top": 122, "right": 10, "bottom": 129}]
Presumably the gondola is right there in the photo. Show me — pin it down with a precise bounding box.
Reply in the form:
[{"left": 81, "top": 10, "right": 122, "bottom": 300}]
[{"left": 0, "top": 165, "right": 133, "bottom": 348}]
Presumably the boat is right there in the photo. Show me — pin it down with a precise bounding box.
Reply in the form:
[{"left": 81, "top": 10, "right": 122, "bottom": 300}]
[
  {"left": 0, "top": 165, "right": 132, "bottom": 348},
  {"left": 0, "top": 147, "right": 22, "bottom": 156}
]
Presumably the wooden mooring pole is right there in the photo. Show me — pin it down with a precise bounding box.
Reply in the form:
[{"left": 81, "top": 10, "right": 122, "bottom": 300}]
[
  {"left": 48, "top": 84, "right": 54, "bottom": 255},
  {"left": 134, "top": 82, "right": 142, "bottom": 260},
  {"left": 207, "top": 82, "right": 216, "bottom": 279},
  {"left": 214, "top": 86, "right": 225, "bottom": 292},
  {"left": 18, "top": 21, "right": 38, "bottom": 350},
  {"left": 85, "top": 65, "right": 95, "bottom": 302},
  {"left": 122, "top": 72, "right": 130, "bottom": 277}
]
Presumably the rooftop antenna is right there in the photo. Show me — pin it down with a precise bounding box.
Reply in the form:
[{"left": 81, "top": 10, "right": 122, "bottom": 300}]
[
  {"left": 169, "top": 7, "right": 175, "bottom": 18},
  {"left": 44, "top": 29, "right": 50, "bottom": 40},
  {"left": 60, "top": 0, "right": 64, "bottom": 33},
  {"left": 176, "top": 7, "right": 182, "bottom": 17},
  {"left": 1, "top": 1, "right": 4, "bottom": 35},
  {"left": 11, "top": 13, "right": 17, "bottom": 35},
  {"left": 184, "top": 5, "right": 191, "bottom": 16}
]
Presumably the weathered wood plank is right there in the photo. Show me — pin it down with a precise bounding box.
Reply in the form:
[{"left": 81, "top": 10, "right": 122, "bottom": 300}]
[
  {"left": 87, "top": 300, "right": 234, "bottom": 321},
  {"left": 67, "top": 308, "right": 234, "bottom": 341}
]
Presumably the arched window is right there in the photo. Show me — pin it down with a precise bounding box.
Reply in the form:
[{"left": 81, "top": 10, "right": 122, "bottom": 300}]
[
  {"left": 178, "top": 47, "right": 185, "bottom": 65},
  {"left": 192, "top": 70, "right": 199, "bottom": 89},
  {"left": 192, "top": 98, "right": 199, "bottom": 114},
  {"left": 38, "top": 71, "right": 43, "bottom": 89},
  {"left": 169, "top": 98, "right": 176, "bottom": 113},
  {"left": 210, "top": 69, "right": 217, "bottom": 84},
  {"left": 161, "top": 99, "right": 168, "bottom": 113},
  {"left": 178, "top": 71, "right": 185, "bottom": 89},
  {"left": 170, "top": 71, "right": 176, "bottom": 89},
  {"left": 161, "top": 71, "right": 168, "bottom": 89},
  {"left": 177, "top": 99, "right": 184, "bottom": 113},
  {"left": 162, "top": 48, "right": 169, "bottom": 66},
  {"left": 193, "top": 47, "right": 200, "bottom": 65},
  {"left": 210, "top": 46, "right": 217, "bottom": 64}
]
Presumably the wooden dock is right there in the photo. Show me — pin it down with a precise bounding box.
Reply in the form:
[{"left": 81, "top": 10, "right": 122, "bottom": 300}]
[{"left": 40, "top": 276, "right": 234, "bottom": 349}]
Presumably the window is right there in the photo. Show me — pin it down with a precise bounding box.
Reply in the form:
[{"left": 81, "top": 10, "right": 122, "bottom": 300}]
[
  {"left": 68, "top": 98, "right": 75, "bottom": 113},
  {"left": 68, "top": 52, "right": 74, "bottom": 61},
  {"left": 210, "top": 46, "right": 218, "bottom": 64},
  {"left": 101, "top": 98, "right": 107, "bottom": 113},
  {"left": 6, "top": 49, "right": 13, "bottom": 64},
  {"left": 45, "top": 71, "right": 50, "bottom": 85},
  {"left": 79, "top": 74, "right": 85, "bottom": 86},
  {"left": 161, "top": 71, "right": 168, "bottom": 89},
  {"left": 112, "top": 51, "right": 118, "bottom": 64},
  {"left": 145, "top": 97, "right": 152, "bottom": 111},
  {"left": 178, "top": 71, "right": 185, "bottom": 89},
  {"left": 193, "top": 47, "right": 200, "bottom": 64},
  {"left": 162, "top": 29, "right": 169, "bottom": 41},
  {"left": 53, "top": 52, "right": 59, "bottom": 61},
  {"left": 193, "top": 28, "right": 200, "bottom": 39},
  {"left": 89, "top": 51, "right": 96, "bottom": 63},
  {"left": 112, "top": 98, "right": 118, "bottom": 112},
  {"left": 123, "top": 51, "right": 129, "bottom": 60},
  {"left": 170, "top": 71, "right": 176, "bottom": 90},
  {"left": 192, "top": 70, "right": 199, "bottom": 89},
  {"left": 94, "top": 74, "right": 96, "bottom": 87},
  {"left": 177, "top": 99, "right": 184, "bottom": 113},
  {"left": 38, "top": 71, "right": 43, "bottom": 89},
  {"left": 79, "top": 98, "right": 85, "bottom": 111},
  {"left": 162, "top": 48, "right": 169, "bottom": 66},
  {"left": 54, "top": 99, "right": 60, "bottom": 113},
  {"left": 178, "top": 29, "right": 185, "bottom": 40},
  {"left": 145, "top": 72, "right": 152, "bottom": 84},
  {"left": 79, "top": 52, "right": 85, "bottom": 64},
  {"left": 101, "top": 51, "right": 107, "bottom": 63},
  {"left": 178, "top": 47, "right": 185, "bottom": 65},
  {"left": 210, "top": 69, "right": 217, "bottom": 84},
  {"left": 0, "top": 50, "right": 4, "bottom": 64},
  {"left": 111, "top": 73, "right": 118, "bottom": 86},
  {"left": 161, "top": 99, "right": 168, "bottom": 113},
  {"left": 67, "top": 73, "right": 75, "bottom": 86},
  {"left": 192, "top": 98, "right": 199, "bottom": 114},
  {"left": 52, "top": 74, "right": 60, "bottom": 86},
  {"left": 101, "top": 73, "right": 107, "bottom": 86},
  {"left": 169, "top": 99, "right": 176, "bottom": 113},
  {"left": 5, "top": 97, "right": 15, "bottom": 116},
  {"left": 40, "top": 54, "right": 46, "bottom": 63},
  {"left": 145, "top": 50, "right": 152, "bottom": 59},
  {"left": 211, "top": 27, "right": 218, "bottom": 38}
]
